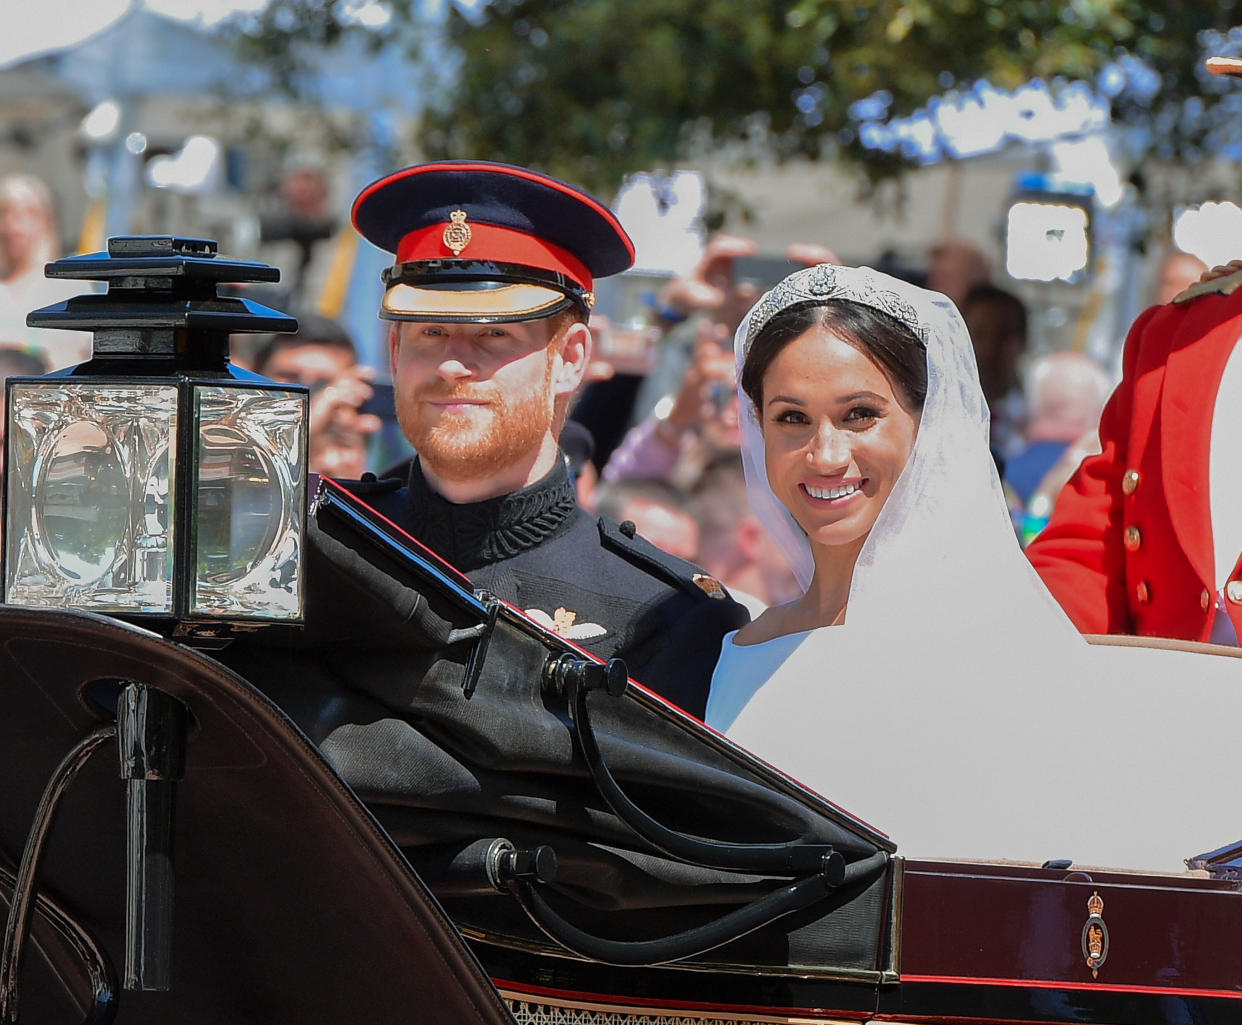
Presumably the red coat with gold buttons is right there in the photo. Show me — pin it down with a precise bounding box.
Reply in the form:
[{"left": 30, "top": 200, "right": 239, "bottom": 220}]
[{"left": 1027, "top": 275, "right": 1242, "bottom": 641}]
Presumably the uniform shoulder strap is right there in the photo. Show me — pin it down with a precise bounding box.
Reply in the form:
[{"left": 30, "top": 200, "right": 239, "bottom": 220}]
[
  {"left": 1173, "top": 267, "right": 1242, "bottom": 304},
  {"left": 597, "top": 515, "right": 733, "bottom": 603}
]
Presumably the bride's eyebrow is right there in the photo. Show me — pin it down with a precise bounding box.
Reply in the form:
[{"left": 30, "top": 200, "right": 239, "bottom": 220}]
[{"left": 766, "top": 390, "right": 889, "bottom": 408}]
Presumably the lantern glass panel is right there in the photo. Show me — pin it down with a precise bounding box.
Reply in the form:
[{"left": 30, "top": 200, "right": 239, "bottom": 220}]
[
  {"left": 190, "top": 385, "right": 305, "bottom": 620},
  {"left": 5, "top": 381, "right": 176, "bottom": 612}
]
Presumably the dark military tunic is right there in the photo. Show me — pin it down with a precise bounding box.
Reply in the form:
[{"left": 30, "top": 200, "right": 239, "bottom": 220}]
[{"left": 360, "top": 456, "right": 748, "bottom": 719}]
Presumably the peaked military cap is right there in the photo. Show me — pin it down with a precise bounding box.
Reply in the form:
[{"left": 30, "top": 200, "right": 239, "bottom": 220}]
[{"left": 351, "top": 160, "right": 635, "bottom": 323}]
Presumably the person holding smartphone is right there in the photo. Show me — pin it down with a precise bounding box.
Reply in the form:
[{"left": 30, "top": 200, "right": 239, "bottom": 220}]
[{"left": 252, "top": 311, "right": 383, "bottom": 479}]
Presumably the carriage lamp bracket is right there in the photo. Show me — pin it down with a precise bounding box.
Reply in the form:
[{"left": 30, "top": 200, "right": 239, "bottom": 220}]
[
  {"left": 115, "top": 682, "right": 188, "bottom": 992},
  {"left": 453, "top": 591, "right": 501, "bottom": 699}
]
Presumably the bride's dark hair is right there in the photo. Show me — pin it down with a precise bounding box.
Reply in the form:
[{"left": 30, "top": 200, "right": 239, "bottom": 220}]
[{"left": 741, "top": 299, "right": 927, "bottom": 414}]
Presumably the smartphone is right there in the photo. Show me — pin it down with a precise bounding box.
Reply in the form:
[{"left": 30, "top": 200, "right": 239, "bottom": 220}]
[
  {"left": 731, "top": 256, "right": 801, "bottom": 290},
  {"left": 590, "top": 317, "right": 658, "bottom": 376},
  {"left": 358, "top": 381, "right": 395, "bottom": 418}
]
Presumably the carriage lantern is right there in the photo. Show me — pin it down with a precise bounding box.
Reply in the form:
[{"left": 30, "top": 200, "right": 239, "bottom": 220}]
[{"left": 3, "top": 235, "right": 307, "bottom": 637}]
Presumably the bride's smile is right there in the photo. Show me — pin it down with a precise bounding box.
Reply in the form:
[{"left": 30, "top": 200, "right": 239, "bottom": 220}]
[{"left": 803, "top": 480, "right": 863, "bottom": 501}]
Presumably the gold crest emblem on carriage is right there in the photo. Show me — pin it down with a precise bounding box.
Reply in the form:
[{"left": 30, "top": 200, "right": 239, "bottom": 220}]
[{"left": 1081, "top": 890, "right": 1109, "bottom": 978}]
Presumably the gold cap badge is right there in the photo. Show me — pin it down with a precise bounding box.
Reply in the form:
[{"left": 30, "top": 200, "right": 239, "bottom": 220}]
[{"left": 443, "top": 209, "right": 472, "bottom": 256}]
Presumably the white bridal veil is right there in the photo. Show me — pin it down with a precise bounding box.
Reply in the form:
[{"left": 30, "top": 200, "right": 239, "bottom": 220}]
[
  {"left": 731, "top": 263, "right": 1078, "bottom": 641},
  {"left": 721, "top": 264, "right": 1242, "bottom": 872}
]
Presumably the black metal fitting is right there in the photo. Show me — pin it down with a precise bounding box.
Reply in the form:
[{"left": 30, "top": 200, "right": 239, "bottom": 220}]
[
  {"left": 541, "top": 652, "right": 628, "bottom": 700},
  {"left": 116, "top": 682, "right": 190, "bottom": 992},
  {"left": 487, "top": 839, "right": 558, "bottom": 891}
]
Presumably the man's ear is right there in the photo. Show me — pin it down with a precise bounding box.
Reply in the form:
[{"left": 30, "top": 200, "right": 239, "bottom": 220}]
[
  {"left": 387, "top": 323, "right": 400, "bottom": 379},
  {"left": 552, "top": 321, "right": 591, "bottom": 398}
]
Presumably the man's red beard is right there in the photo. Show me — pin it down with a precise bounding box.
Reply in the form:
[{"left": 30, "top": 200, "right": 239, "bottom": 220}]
[{"left": 396, "top": 360, "right": 556, "bottom": 484}]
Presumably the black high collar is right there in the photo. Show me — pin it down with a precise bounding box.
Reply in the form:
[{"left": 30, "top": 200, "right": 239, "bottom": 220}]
[{"left": 403, "top": 457, "right": 578, "bottom": 570}]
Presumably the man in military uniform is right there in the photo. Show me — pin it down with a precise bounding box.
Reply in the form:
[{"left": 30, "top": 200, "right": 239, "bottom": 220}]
[
  {"left": 1026, "top": 55, "right": 1242, "bottom": 644},
  {"left": 348, "top": 161, "right": 748, "bottom": 716}
]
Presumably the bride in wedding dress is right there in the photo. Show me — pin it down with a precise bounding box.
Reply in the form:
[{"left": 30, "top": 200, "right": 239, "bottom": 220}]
[{"left": 705, "top": 263, "right": 1242, "bottom": 872}]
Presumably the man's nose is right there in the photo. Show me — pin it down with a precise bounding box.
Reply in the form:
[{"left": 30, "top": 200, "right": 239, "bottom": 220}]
[{"left": 435, "top": 335, "right": 476, "bottom": 379}]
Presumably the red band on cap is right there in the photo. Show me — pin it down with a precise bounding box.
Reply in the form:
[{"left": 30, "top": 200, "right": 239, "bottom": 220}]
[
  {"left": 351, "top": 161, "right": 635, "bottom": 264},
  {"left": 395, "top": 222, "right": 593, "bottom": 292}
]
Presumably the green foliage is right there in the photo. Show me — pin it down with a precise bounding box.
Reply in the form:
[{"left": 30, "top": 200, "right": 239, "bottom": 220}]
[
  {"left": 418, "top": 0, "right": 1241, "bottom": 192},
  {"left": 418, "top": 0, "right": 814, "bottom": 192},
  {"left": 228, "top": 0, "right": 1242, "bottom": 195}
]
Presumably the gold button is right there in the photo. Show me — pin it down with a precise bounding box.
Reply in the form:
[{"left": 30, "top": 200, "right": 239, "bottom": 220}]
[
  {"left": 1123, "top": 526, "right": 1141, "bottom": 552},
  {"left": 1228, "top": 581, "right": 1242, "bottom": 605},
  {"left": 1201, "top": 588, "right": 1212, "bottom": 611},
  {"left": 1122, "top": 469, "right": 1140, "bottom": 495},
  {"left": 1136, "top": 581, "right": 1150, "bottom": 604}
]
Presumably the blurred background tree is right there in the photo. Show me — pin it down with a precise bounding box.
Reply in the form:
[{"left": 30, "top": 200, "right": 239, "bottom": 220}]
[{"left": 228, "top": 0, "right": 1242, "bottom": 197}]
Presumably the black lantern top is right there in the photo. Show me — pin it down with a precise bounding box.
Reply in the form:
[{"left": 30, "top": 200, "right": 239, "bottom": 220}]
[{"left": 26, "top": 235, "right": 297, "bottom": 370}]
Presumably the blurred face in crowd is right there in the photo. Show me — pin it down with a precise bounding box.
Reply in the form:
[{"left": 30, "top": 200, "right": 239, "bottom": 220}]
[
  {"left": 723, "top": 278, "right": 761, "bottom": 333},
  {"left": 692, "top": 325, "right": 741, "bottom": 452},
  {"left": 0, "top": 180, "right": 54, "bottom": 277},
  {"left": 309, "top": 425, "right": 369, "bottom": 479},
  {"left": 926, "top": 238, "right": 989, "bottom": 308},
  {"left": 962, "top": 298, "right": 1024, "bottom": 402},
  {"left": 1154, "top": 250, "right": 1206, "bottom": 306},
  {"left": 261, "top": 341, "right": 354, "bottom": 391},
  {"left": 759, "top": 325, "right": 920, "bottom": 561},
  {"left": 280, "top": 167, "right": 330, "bottom": 218},
  {"left": 703, "top": 382, "right": 741, "bottom": 452},
  {"left": 257, "top": 338, "right": 375, "bottom": 479},
  {"left": 389, "top": 314, "right": 589, "bottom": 500},
  {"left": 616, "top": 497, "right": 700, "bottom": 562}
]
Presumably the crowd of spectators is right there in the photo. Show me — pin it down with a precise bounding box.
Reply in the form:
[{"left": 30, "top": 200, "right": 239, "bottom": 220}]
[{"left": 0, "top": 164, "right": 1220, "bottom": 617}]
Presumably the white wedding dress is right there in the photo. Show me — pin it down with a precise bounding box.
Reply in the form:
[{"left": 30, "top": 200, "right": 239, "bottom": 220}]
[{"left": 705, "top": 628, "right": 819, "bottom": 733}]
